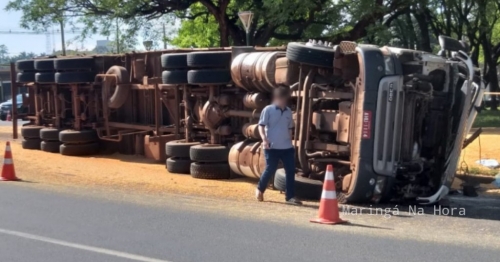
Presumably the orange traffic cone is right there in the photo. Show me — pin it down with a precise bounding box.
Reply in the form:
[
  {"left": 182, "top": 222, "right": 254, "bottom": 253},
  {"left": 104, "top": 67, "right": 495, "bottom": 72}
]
[
  {"left": 310, "top": 164, "right": 347, "bottom": 225},
  {"left": 6, "top": 111, "right": 11, "bottom": 121},
  {"left": 1, "top": 142, "right": 19, "bottom": 181}
]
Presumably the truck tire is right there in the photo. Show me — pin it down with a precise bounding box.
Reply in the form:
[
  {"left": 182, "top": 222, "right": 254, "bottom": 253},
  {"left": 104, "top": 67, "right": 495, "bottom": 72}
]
[
  {"left": 165, "top": 140, "right": 200, "bottom": 158},
  {"left": 35, "top": 72, "right": 55, "bottom": 83},
  {"left": 21, "top": 126, "right": 43, "bottom": 139},
  {"left": 105, "top": 66, "right": 130, "bottom": 109},
  {"left": 59, "top": 129, "right": 98, "bottom": 144},
  {"left": 166, "top": 157, "right": 191, "bottom": 174},
  {"left": 190, "top": 162, "right": 230, "bottom": 179},
  {"left": 41, "top": 141, "right": 62, "bottom": 153},
  {"left": 273, "top": 168, "right": 323, "bottom": 200},
  {"left": 17, "top": 72, "right": 36, "bottom": 83},
  {"left": 40, "top": 128, "right": 61, "bottom": 141},
  {"left": 34, "top": 59, "right": 55, "bottom": 71},
  {"left": 286, "top": 42, "right": 334, "bottom": 68},
  {"left": 22, "top": 139, "right": 41, "bottom": 150},
  {"left": 55, "top": 72, "right": 95, "bottom": 84},
  {"left": 189, "top": 144, "right": 229, "bottom": 162},
  {"left": 161, "top": 54, "right": 188, "bottom": 69},
  {"left": 60, "top": 142, "right": 99, "bottom": 156},
  {"left": 187, "top": 52, "right": 232, "bottom": 68},
  {"left": 162, "top": 70, "right": 188, "bottom": 85},
  {"left": 187, "top": 69, "right": 231, "bottom": 85},
  {"left": 16, "top": 60, "right": 35, "bottom": 71},
  {"left": 54, "top": 57, "right": 95, "bottom": 70}
]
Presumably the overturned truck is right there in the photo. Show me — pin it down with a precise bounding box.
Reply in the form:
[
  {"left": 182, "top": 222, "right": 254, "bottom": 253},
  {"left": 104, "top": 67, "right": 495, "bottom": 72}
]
[{"left": 9, "top": 35, "right": 484, "bottom": 204}]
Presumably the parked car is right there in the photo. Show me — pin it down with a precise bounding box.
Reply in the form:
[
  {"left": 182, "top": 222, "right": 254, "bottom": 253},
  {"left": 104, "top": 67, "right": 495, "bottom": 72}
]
[{"left": 0, "top": 94, "right": 29, "bottom": 121}]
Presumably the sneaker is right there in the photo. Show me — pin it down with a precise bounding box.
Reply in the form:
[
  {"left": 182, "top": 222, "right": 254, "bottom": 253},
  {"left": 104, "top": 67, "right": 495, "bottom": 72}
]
[
  {"left": 286, "top": 197, "right": 302, "bottom": 205},
  {"left": 255, "top": 189, "right": 264, "bottom": 202}
]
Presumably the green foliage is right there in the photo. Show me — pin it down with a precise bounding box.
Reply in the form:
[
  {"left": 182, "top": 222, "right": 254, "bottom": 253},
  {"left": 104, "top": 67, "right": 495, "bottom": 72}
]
[
  {"left": 0, "top": 46, "right": 43, "bottom": 65},
  {"left": 5, "top": 0, "right": 405, "bottom": 47},
  {"left": 171, "top": 4, "right": 219, "bottom": 48},
  {"left": 4, "top": 0, "right": 500, "bottom": 63},
  {"left": 363, "top": 23, "right": 394, "bottom": 46},
  {"left": 141, "top": 15, "right": 178, "bottom": 49},
  {"left": 473, "top": 109, "right": 500, "bottom": 128},
  {"left": 0, "top": 45, "right": 8, "bottom": 63},
  {"left": 5, "top": 0, "right": 172, "bottom": 52},
  {"left": 466, "top": 166, "right": 498, "bottom": 176},
  {"left": 171, "top": 18, "right": 219, "bottom": 48},
  {"left": 5, "top": 0, "right": 66, "bottom": 30}
]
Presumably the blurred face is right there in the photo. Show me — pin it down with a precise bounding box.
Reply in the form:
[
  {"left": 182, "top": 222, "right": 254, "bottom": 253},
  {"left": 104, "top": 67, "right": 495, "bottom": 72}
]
[{"left": 273, "top": 94, "right": 289, "bottom": 108}]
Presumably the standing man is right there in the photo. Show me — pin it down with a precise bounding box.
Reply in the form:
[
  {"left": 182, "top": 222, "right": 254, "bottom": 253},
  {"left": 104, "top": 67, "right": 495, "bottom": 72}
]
[{"left": 255, "top": 86, "right": 302, "bottom": 205}]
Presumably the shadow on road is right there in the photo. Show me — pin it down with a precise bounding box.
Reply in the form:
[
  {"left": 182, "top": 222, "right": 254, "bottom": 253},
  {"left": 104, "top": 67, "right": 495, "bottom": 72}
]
[
  {"left": 16, "top": 180, "right": 37, "bottom": 184},
  {"left": 343, "top": 222, "right": 393, "bottom": 230},
  {"left": 266, "top": 200, "right": 319, "bottom": 210}
]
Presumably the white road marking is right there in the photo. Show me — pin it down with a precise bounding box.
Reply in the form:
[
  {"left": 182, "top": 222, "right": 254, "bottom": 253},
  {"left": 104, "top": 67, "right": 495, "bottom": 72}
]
[{"left": 0, "top": 228, "right": 172, "bottom": 262}]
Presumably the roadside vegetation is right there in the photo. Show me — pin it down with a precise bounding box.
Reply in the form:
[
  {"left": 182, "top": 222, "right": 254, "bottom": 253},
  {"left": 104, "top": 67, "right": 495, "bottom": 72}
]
[
  {"left": 467, "top": 166, "right": 497, "bottom": 176},
  {"left": 473, "top": 110, "right": 500, "bottom": 128}
]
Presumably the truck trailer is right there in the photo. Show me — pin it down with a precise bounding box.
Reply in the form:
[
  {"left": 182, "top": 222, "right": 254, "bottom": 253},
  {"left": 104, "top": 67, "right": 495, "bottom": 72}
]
[{"left": 8, "top": 35, "right": 484, "bottom": 204}]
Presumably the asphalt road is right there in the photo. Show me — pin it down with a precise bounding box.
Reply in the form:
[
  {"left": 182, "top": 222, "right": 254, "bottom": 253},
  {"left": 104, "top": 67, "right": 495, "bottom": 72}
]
[{"left": 0, "top": 183, "right": 498, "bottom": 262}]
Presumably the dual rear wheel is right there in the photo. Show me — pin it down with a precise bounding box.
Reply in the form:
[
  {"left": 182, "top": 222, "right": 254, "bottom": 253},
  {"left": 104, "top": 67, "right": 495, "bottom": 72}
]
[
  {"left": 20, "top": 126, "right": 99, "bottom": 156},
  {"left": 165, "top": 141, "right": 230, "bottom": 179}
]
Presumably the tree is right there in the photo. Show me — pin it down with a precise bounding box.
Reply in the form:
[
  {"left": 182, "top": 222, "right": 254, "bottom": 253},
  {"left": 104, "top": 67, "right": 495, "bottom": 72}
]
[
  {"left": 5, "top": 0, "right": 412, "bottom": 47},
  {"left": 171, "top": 4, "right": 220, "bottom": 47},
  {"left": 476, "top": 0, "right": 500, "bottom": 109},
  {"left": 381, "top": 0, "right": 500, "bottom": 109},
  {"left": 141, "top": 14, "right": 178, "bottom": 49},
  {"left": 0, "top": 51, "right": 42, "bottom": 65},
  {"left": 5, "top": 0, "right": 67, "bottom": 44},
  {"left": 0, "top": 45, "right": 8, "bottom": 64}
]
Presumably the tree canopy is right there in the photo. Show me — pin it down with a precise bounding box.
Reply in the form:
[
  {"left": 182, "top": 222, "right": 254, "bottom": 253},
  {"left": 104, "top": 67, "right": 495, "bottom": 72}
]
[
  {"left": 5, "top": 0, "right": 413, "bottom": 47},
  {"left": 4, "top": 0, "right": 500, "bottom": 107},
  {"left": 0, "top": 45, "right": 43, "bottom": 65}
]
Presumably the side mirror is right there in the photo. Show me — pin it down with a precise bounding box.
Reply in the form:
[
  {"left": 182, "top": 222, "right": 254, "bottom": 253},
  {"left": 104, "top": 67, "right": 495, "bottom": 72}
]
[
  {"left": 459, "top": 40, "right": 470, "bottom": 53},
  {"left": 438, "top": 35, "right": 467, "bottom": 53}
]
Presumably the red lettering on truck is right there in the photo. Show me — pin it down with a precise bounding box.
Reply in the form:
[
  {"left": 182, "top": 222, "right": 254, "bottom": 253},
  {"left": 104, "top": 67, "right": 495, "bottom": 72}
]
[{"left": 362, "top": 111, "right": 372, "bottom": 139}]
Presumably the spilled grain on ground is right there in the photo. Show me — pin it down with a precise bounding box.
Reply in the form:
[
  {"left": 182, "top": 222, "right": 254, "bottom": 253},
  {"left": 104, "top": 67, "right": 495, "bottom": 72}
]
[{"left": 0, "top": 126, "right": 287, "bottom": 203}]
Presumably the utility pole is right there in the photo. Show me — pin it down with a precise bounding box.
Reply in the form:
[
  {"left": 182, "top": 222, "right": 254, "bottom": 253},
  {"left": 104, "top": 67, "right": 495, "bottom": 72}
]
[
  {"left": 60, "top": 19, "right": 66, "bottom": 56},
  {"left": 116, "top": 19, "right": 120, "bottom": 53},
  {"left": 162, "top": 23, "right": 167, "bottom": 49}
]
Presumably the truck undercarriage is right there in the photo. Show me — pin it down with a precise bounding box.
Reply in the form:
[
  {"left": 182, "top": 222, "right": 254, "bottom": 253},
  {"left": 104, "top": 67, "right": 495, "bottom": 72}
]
[{"left": 9, "top": 36, "right": 484, "bottom": 204}]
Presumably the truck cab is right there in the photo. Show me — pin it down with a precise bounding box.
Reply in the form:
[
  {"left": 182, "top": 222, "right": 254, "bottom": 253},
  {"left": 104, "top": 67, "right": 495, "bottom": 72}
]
[{"left": 280, "top": 36, "right": 484, "bottom": 204}]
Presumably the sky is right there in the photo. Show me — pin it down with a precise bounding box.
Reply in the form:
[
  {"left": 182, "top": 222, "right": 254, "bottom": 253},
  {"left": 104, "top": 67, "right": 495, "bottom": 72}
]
[{"left": 0, "top": 0, "right": 104, "bottom": 56}]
